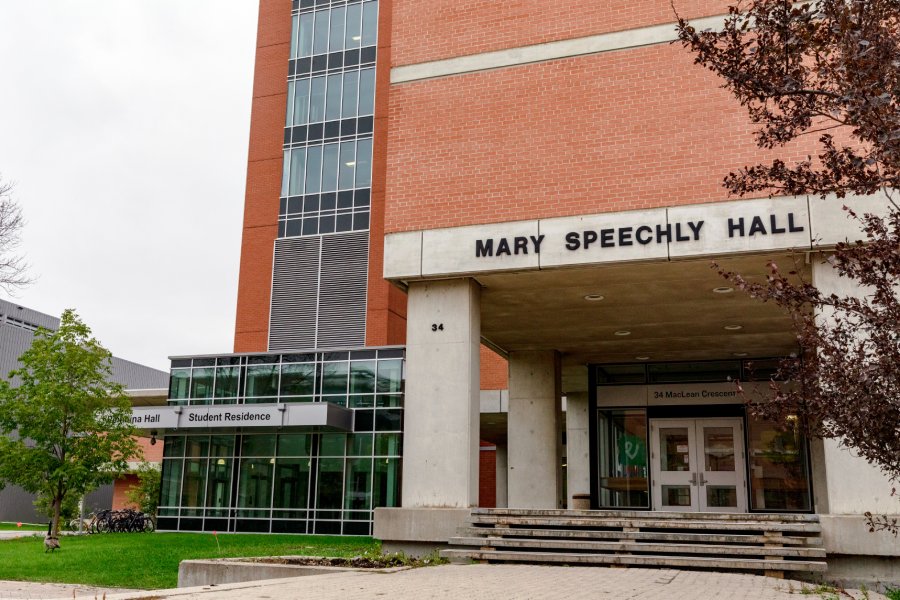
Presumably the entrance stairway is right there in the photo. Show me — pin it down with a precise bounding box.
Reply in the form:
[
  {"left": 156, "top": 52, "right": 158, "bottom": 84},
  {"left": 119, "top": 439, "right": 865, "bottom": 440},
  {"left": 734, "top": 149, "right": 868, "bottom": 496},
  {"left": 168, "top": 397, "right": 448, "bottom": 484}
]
[{"left": 440, "top": 508, "right": 826, "bottom": 576}]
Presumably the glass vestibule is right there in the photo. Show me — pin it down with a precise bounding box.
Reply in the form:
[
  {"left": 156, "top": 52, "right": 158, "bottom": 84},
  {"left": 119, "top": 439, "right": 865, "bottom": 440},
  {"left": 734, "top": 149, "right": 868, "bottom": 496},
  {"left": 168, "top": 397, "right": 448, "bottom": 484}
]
[
  {"left": 595, "top": 409, "right": 812, "bottom": 513},
  {"left": 592, "top": 361, "right": 813, "bottom": 513}
]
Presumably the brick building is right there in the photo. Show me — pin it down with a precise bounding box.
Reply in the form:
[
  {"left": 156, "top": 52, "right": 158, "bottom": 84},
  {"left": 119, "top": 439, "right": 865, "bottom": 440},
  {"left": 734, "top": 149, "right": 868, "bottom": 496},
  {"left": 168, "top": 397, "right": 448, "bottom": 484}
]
[{"left": 130, "top": 0, "right": 899, "bottom": 581}]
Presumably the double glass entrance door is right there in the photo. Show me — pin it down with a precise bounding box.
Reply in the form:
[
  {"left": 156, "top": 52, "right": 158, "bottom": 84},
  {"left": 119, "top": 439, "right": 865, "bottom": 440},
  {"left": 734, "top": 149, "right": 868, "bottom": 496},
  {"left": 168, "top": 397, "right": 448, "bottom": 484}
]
[{"left": 649, "top": 418, "right": 747, "bottom": 512}]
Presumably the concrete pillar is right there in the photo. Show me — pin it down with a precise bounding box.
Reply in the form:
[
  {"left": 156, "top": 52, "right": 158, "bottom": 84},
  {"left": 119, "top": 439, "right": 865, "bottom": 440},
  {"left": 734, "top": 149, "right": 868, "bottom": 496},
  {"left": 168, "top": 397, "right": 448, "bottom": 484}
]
[
  {"left": 565, "top": 392, "right": 590, "bottom": 509},
  {"left": 507, "top": 350, "right": 561, "bottom": 509},
  {"left": 401, "top": 279, "right": 481, "bottom": 507},
  {"left": 811, "top": 260, "right": 896, "bottom": 515},
  {"left": 495, "top": 444, "right": 508, "bottom": 508}
]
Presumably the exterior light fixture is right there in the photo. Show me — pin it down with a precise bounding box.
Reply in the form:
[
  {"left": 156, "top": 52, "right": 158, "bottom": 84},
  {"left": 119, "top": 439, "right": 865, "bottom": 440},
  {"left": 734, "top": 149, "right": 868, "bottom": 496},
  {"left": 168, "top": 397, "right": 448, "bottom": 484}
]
[
  {"left": 713, "top": 286, "right": 734, "bottom": 294},
  {"left": 614, "top": 330, "right": 631, "bottom": 336},
  {"left": 733, "top": 352, "right": 748, "bottom": 357},
  {"left": 724, "top": 324, "right": 743, "bottom": 330},
  {"left": 584, "top": 294, "right": 604, "bottom": 301},
  {"left": 635, "top": 356, "right": 650, "bottom": 361}
]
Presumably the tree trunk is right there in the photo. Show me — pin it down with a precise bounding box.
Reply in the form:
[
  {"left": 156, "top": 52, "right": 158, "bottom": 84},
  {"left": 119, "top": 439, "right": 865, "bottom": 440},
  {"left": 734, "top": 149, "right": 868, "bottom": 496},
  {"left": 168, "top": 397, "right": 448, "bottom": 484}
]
[{"left": 51, "top": 495, "right": 61, "bottom": 540}]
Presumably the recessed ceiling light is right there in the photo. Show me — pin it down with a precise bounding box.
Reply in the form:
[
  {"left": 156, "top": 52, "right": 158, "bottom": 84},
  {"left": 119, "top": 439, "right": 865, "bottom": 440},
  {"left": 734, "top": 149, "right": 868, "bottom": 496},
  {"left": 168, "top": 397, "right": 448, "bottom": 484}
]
[
  {"left": 352, "top": 35, "right": 362, "bottom": 41},
  {"left": 584, "top": 294, "right": 605, "bottom": 301},
  {"left": 345, "top": 161, "right": 356, "bottom": 166},
  {"left": 724, "top": 324, "right": 743, "bottom": 331},
  {"left": 614, "top": 330, "right": 631, "bottom": 336},
  {"left": 733, "top": 352, "right": 748, "bottom": 357},
  {"left": 635, "top": 356, "right": 650, "bottom": 361},
  {"left": 713, "top": 286, "right": 734, "bottom": 294}
]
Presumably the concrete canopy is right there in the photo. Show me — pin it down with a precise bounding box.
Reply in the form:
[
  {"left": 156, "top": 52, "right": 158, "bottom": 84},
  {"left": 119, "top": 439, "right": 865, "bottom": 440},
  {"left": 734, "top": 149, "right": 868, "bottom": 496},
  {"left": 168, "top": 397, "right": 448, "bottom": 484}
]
[{"left": 476, "top": 251, "right": 809, "bottom": 394}]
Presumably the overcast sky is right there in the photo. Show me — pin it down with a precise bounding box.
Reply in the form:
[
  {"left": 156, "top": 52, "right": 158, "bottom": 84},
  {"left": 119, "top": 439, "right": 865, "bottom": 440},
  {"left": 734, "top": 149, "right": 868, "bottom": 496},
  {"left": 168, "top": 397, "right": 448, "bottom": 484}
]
[{"left": 0, "top": 2, "right": 259, "bottom": 371}]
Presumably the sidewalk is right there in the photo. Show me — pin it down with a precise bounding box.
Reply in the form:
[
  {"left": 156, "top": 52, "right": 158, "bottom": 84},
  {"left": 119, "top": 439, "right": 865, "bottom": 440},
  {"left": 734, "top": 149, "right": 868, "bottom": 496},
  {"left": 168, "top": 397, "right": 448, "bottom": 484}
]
[
  {"left": 0, "top": 532, "right": 39, "bottom": 541},
  {"left": 0, "top": 580, "right": 136, "bottom": 600},
  {"left": 54, "top": 564, "right": 886, "bottom": 600}
]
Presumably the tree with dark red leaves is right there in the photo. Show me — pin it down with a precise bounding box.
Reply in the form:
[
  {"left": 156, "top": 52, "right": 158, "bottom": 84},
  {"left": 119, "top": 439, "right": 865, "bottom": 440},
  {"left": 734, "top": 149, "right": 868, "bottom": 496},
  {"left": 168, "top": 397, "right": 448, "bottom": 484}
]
[{"left": 676, "top": 0, "right": 899, "bottom": 532}]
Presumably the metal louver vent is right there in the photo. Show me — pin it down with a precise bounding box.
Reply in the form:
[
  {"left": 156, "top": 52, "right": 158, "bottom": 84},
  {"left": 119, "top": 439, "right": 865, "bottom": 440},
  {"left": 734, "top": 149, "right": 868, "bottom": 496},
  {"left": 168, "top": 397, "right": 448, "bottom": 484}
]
[
  {"left": 268, "top": 232, "right": 369, "bottom": 351},
  {"left": 317, "top": 231, "right": 369, "bottom": 348},
  {"left": 269, "top": 237, "right": 320, "bottom": 351}
]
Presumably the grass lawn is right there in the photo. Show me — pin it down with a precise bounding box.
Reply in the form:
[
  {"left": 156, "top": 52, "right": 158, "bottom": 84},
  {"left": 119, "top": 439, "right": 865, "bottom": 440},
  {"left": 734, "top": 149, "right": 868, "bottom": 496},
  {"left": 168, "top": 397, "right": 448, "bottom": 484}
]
[
  {"left": 0, "top": 532, "right": 378, "bottom": 590},
  {"left": 0, "top": 522, "right": 45, "bottom": 531}
]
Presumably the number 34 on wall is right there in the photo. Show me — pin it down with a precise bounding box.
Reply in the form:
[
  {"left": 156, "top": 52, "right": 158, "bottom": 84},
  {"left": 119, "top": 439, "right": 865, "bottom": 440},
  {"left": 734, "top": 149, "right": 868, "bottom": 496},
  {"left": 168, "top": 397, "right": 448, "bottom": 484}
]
[{"left": 431, "top": 323, "right": 444, "bottom": 332}]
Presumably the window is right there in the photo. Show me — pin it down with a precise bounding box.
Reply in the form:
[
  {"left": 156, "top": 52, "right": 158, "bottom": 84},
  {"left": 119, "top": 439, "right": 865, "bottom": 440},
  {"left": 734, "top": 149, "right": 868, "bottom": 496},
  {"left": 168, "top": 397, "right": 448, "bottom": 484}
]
[
  {"left": 280, "top": 1, "right": 379, "bottom": 239},
  {"left": 597, "top": 409, "right": 649, "bottom": 509}
]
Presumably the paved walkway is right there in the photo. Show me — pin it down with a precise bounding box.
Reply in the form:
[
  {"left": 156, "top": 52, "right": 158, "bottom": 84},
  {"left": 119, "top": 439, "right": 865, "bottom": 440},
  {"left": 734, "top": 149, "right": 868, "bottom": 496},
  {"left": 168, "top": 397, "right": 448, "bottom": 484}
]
[
  {"left": 0, "top": 580, "right": 136, "bottom": 600},
  {"left": 0, "top": 532, "right": 41, "bottom": 541},
  {"left": 27, "top": 564, "right": 882, "bottom": 600}
]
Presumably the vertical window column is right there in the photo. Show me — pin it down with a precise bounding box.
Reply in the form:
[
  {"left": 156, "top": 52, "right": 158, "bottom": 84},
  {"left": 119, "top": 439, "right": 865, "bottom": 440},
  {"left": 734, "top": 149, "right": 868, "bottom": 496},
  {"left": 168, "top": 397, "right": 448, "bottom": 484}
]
[{"left": 281, "top": 0, "right": 379, "bottom": 239}]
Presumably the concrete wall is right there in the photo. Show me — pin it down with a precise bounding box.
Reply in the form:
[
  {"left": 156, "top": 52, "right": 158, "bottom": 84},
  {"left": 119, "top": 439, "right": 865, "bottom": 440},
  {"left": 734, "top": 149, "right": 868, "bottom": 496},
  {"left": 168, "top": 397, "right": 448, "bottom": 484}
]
[
  {"left": 811, "top": 260, "right": 900, "bottom": 517},
  {"left": 178, "top": 560, "right": 354, "bottom": 588}
]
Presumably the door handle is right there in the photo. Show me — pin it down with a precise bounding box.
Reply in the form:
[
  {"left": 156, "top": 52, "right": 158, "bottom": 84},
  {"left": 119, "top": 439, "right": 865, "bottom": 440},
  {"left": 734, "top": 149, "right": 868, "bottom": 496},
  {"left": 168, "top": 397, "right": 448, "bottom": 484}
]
[
  {"left": 698, "top": 473, "right": 707, "bottom": 487},
  {"left": 689, "top": 472, "right": 698, "bottom": 486}
]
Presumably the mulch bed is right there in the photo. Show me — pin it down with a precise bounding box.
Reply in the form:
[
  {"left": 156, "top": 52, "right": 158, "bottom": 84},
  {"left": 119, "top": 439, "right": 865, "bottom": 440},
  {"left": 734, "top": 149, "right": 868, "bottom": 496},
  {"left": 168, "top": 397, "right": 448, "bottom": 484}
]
[{"left": 241, "top": 556, "right": 407, "bottom": 569}]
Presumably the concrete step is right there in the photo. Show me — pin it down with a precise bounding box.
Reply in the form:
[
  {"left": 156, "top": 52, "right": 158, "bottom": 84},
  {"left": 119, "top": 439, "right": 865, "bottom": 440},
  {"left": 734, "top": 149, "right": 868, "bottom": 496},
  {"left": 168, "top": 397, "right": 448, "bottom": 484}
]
[
  {"left": 473, "top": 508, "right": 819, "bottom": 523},
  {"left": 457, "top": 526, "right": 819, "bottom": 546},
  {"left": 469, "top": 515, "right": 822, "bottom": 533},
  {"left": 448, "top": 536, "right": 827, "bottom": 558},
  {"left": 440, "top": 549, "right": 828, "bottom": 572}
]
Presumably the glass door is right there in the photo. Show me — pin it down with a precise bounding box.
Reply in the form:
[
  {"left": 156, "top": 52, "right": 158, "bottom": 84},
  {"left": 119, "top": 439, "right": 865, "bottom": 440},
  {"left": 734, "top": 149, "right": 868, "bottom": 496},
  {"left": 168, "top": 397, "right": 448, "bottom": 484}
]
[
  {"left": 697, "top": 419, "right": 746, "bottom": 512},
  {"left": 650, "top": 418, "right": 747, "bottom": 512},
  {"left": 650, "top": 420, "right": 698, "bottom": 511}
]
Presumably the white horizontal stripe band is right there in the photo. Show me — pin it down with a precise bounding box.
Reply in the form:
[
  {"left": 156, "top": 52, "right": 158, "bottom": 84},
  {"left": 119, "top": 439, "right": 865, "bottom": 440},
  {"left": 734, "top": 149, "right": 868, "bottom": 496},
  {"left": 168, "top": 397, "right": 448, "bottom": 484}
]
[{"left": 391, "top": 14, "right": 727, "bottom": 84}]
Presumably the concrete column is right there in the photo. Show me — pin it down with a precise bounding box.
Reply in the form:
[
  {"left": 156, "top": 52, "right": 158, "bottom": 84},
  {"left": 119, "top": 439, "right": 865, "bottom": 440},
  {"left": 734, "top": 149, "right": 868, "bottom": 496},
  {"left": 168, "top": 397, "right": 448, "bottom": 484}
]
[
  {"left": 401, "top": 278, "right": 481, "bottom": 508},
  {"left": 507, "top": 350, "right": 561, "bottom": 509},
  {"left": 565, "top": 392, "right": 590, "bottom": 509},
  {"left": 811, "top": 260, "right": 896, "bottom": 515},
  {"left": 495, "top": 444, "right": 508, "bottom": 508}
]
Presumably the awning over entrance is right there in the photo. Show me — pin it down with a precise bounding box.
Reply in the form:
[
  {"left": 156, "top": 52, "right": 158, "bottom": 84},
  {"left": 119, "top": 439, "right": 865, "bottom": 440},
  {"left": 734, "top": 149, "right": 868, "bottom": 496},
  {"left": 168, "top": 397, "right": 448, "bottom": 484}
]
[{"left": 131, "top": 402, "right": 354, "bottom": 432}]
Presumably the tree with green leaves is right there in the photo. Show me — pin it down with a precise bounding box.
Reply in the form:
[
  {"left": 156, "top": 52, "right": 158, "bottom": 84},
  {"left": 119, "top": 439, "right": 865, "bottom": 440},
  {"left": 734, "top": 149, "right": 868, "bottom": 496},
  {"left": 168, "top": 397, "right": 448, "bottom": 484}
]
[
  {"left": 125, "top": 462, "right": 161, "bottom": 520},
  {"left": 0, "top": 309, "right": 141, "bottom": 540}
]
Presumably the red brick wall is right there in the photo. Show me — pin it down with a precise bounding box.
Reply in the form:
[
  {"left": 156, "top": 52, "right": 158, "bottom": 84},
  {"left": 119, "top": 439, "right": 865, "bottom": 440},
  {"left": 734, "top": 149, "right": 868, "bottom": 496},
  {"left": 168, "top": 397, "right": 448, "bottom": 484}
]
[
  {"left": 479, "top": 443, "right": 497, "bottom": 507},
  {"left": 392, "top": 0, "right": 732, "bottom": 67},
  {"left": 137, "top": 437, "right": 163, "bottom": 463},
  {"left": 366, "top": 0, "right": 409, "bottom": 347},
  {"left": 112, "top": 475, "right": 139, "bottom": 511},
  {"left": 234, "top": 0, "right": 292, "bottom": 352},
  {"left": 481, "top": 346, "right": 508, "bottom": 390},
  {"left": 385, "top": 43, "right": 820, "bottom": 234}
]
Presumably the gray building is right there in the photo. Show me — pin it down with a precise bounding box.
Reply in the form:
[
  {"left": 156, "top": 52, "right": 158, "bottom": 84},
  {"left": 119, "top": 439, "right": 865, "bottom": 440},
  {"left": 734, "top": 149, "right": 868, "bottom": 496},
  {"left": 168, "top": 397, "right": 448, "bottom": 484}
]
[{"left": 0, "top": 300, "right": 168, "bottom": 523}]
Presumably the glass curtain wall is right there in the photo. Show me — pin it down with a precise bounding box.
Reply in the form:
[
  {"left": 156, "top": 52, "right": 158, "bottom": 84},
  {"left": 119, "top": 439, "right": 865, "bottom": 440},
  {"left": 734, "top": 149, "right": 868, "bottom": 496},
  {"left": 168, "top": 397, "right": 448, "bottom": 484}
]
[
  {"left": 280, "top": 0, "right": 379, "bottom": 238},
  {"left": 168, "top": 349, "right": 403, "bottom": 408},
  {"left": 158, "top": 429, "right": 402, "bottom": 535}
]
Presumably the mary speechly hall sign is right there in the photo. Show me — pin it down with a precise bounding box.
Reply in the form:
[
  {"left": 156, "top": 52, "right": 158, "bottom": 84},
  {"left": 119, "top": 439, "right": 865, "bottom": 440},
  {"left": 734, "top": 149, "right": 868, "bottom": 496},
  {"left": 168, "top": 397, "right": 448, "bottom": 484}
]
[
  {"left": 474, "top": 212, "right": 805, "bottom": 258},
  {"left": 383, "top": 196, "right": 822, "bottom": 279}
]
